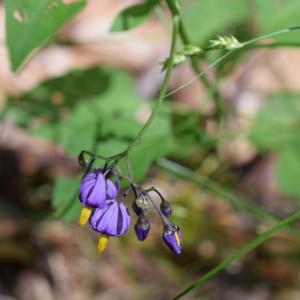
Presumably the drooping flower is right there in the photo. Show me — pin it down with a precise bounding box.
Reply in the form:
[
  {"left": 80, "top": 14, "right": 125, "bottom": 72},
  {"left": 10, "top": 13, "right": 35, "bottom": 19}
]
[
  {"left": 78, "top": 168, "right": 120, "bottom": 227},
  {"left": 90, "top": 201, "right": 131, "bottom": 252},
  {"left": 134, "top": 215, "right": 150, "bottom": 241},
  {"left": 77, "top": 152, "right": 183, "bottom": 255},
  {"left": 162, "top": 224, "right": 183, "bottom": 255},
  {"left": 79, "top": 169, "right": 120, "bottom": 208}
]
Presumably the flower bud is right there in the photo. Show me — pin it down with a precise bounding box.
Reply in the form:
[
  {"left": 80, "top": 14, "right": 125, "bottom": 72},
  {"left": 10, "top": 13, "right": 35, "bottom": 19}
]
[
  {"left": 135, "top": 193, "right": 150, "bottom": 211},
  {"left": 162, "top": 224, "right": 183, "bottom": 255},
  {"left": 134, "top": 216, "right": 150, "bottom": 241},
  {"left": 209, "top": 35, "right": 243, "bottom": 50},
  {"left": 160, "top": 200, "right": 172, "bottom": 217},
  {"left": 181, "top": 45, "right": 202, "bottom": 56}
]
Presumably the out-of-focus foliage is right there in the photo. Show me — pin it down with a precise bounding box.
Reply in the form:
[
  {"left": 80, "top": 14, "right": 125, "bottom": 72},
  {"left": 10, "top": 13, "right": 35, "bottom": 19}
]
[
  {"left": 5, "top": 0, "right": 85, "bottom": 71},
  {"left": 255, "top": 0, "right": 300, "bottom": 41},
  {"left": 3, "top": 0, "right": 300, "bottom": 298},
  {"left": 250, "top": 94, "right": 300, "bottom": 201},
  {"left": 180, "top": 0, "right": 249, "bottom": 44},
  {"left": 110, "top": 0, "right": 159, "bottom": 32},
  {"left": 7, "top": 69, "right": 171, "bottom": 220}
]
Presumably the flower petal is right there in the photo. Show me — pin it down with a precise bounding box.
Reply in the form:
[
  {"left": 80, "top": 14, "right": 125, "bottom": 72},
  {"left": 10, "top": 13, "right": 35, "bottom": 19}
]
[
  {"left": 90, "top": 202, "right": 130, "bottom": 237},
  {"left": 106, "top": 179, "right": 119, "bottom": 199}
]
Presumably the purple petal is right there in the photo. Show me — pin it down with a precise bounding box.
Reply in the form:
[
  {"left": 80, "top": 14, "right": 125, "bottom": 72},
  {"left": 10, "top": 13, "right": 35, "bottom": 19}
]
[
  {"left": 106, "top": 179, "right": 119, "bottom": 199},
  {"left": 90, "top": 202, "right": 130, "bottom": 237},
  {"left": 88, "top": 173, "right": 106, "bottom": 207},
  {"left": 117, "top": 203, "right": 130, "bottom": 236},
  {"left": 162, "top": 225, "right": 183, "bottom": 255},
  {"left": 79, "top": 171, "right": 107, "bottom": 208}
]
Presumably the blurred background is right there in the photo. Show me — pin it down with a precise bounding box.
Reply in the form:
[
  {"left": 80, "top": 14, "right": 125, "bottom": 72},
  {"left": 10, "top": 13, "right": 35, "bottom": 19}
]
[{"left": 2, "top": 0, "right": 300, "bottom": 299}]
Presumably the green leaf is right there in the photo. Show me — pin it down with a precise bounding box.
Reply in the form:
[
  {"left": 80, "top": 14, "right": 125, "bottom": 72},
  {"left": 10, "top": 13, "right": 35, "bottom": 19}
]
[
  {"left": 277, "top": 148, "right": 300, "bottom": 200},
  {"left": 250, "top": 94, "right": 300, "bottom": 151},
  {"left": 130, "top": 107, "right": 172, "bottom": 180},
  {"left": 51, "top": 102, "right": 98, "bottom": 221},
  {"left": 93, "top": 70, "right": 172, "bottom": 180},
  {"left": 250, "top": 93, "right": 300, "bottom": 202},
  {"left": 60, "top": 102, "right": 98, "bottom": 156},
  {"left": 110, "top": 0, "right": 159, "bottom": 32},
  {"left": 180, "top": 0, "right": 248, "bottom": 45},
  {"left": 52, "top": 176, "right": 81, "bottom": 222},
  {"left": 5, "top": 0, "right": 85, "bottom": 71},
  {"left": 254, "top": 0, "right": 300, "bottom": 42}
]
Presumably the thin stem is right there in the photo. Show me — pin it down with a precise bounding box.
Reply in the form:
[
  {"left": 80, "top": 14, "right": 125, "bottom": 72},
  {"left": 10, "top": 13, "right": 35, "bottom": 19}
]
[
  {"left": 172, "top": 209, "right": 300, "bottom": 299},
  {"left": 145, "top": 190, "right": 169, "bottom": 224},
  {"left": 124, "top": 156, "right": 133, "bottom": 181},
  {"left": 166, "top": 25, "right": 300, "bottom": 97},
  {"left": 157, "top": 158, "right": 299, "bottom": 235},
  {"left": 147, "top": 187, "right": 166, "bottom": 202},
  {"left": 242, "top": 25, "right": 300, "bottom": 46},
  {"left": 123, "top": 9, "right": 180, "bottom": 156},
  {"left": 177, "top": 18, "right": 223, "bottom": 120},
  {"left": 166, "top": 50, "right": 233, "bottom": 97},
  {"left": 247, "top": 41, "right": 300, "bottom": 49}
]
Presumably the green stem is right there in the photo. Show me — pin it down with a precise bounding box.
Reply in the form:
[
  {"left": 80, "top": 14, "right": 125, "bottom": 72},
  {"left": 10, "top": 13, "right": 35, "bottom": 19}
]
[
  {"left": 122, "top": 14, "right": 180, "bottom": 157},
  {"left": 242, "top": 25, "right": 300, "bottom": 47},
  {"left": 166, "top": 25, "right": 300, "bottom": 97},
  {"left": 172, "top": 209, "right": 300, "bottom": 299},
  {"left": 248, "top": 41, "right": 300, "bottom": 49},
  {"left": 177, "top": 19, "right": 223, "bottom": 120},
  {"left": 157, "top": 158, "right": 299, "bottom": 234},
  {"left": 166, "top": 50, "right": 233, "bottom": 98}
]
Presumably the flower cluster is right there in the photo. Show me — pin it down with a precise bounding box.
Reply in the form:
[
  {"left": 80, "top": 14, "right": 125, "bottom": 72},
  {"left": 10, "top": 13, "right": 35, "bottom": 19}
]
[
  {"left": 209, "top": 35, "right": 243, "bottom": 50},
  {"left": 78, "top": 153, "right": 183, "bottom": 255}
]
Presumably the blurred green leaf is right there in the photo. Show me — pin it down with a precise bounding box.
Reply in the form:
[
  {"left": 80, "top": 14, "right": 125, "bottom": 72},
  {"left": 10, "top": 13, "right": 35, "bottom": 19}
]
[
  {"left": 52, "top": 102, "right": 98, "bottom": 221},
  {"left": 48, "top": 69, "right": 172, "bottom": 220},
  {"left": 8, "top": 67, "right": 111, "bottom": 126},
  {"left": 94, "top": 71, "right": 172, "bottom": 181},
  {"left": 277, "top": 148, "right": 300, "bottom": 200},
  {"left": 250, "top": 94, "right": 300, "bottom": 151},
  {"left": 110, "top": 0, "right": 159, "bottom": 32},
  {"left": 251, "top": 94, "right": 300, "bottom": 202},
  {"left": 255, "top": 0, "right": 300, "bottom": 42},
  {"left": 60, "top": 103, "right": 98, "bottom": 156},
  {"left": 5, "top": 0, "right": 85, "bottom": 71},
  {"left": 52, "top": 176, "right": 77, "bottom": 208},
  {"left": 180, "top": 0, "right": 248, "bottom": 45}
]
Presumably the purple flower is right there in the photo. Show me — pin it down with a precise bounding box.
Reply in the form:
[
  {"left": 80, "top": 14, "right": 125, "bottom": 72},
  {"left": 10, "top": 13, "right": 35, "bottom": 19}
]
[
  {"left": 162, "top": 224, "right": 183, "bottom": 255},
  {"left": 79, "top": 169, "right": 120, "bottom": 208},
  {"left": 90, "top": 201, "right": 131, "bottom": 237},
  {"left": 134, "top": 216, "right": 150, "bottom": 241}
]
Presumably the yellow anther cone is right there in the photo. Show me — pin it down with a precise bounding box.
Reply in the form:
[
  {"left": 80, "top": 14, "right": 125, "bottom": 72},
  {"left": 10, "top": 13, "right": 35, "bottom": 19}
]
[
  {"left": 98, "top": 234, "right": 109, "bottom": 253},
  {"left": 175, "top": 231, "right": 181, "bottom": 247},
  {"left": 79, "top": 206, "right": 92, "bottom": 227}
]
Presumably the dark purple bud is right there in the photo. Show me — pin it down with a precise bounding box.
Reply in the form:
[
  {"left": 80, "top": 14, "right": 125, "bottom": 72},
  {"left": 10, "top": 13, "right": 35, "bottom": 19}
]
[
  {"left": 134, "top": 216, "right": 150, "bottom": 241},
  {"left": 90, "top": 201, "right": 130, "bottom": 237},
  {"left": 160, "top": 200, "right": 172, "bottom": 217},
  {"left": 79, "top": 169, "right": 120, "bottom": 208},
  {"left": 162, "top": 224, "right": 183, "bottom": 255}
]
